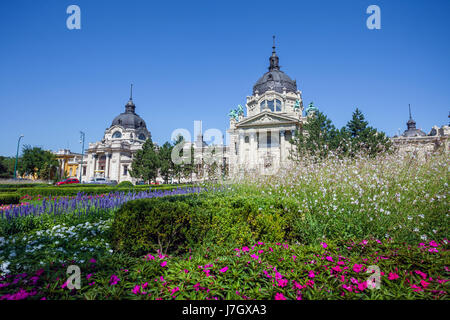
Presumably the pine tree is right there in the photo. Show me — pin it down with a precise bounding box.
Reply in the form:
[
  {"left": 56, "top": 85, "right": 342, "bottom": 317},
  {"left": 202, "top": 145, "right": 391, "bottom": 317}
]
[
  {"left": 158, "top": 141, "right": 174, "bottom": 184},
  {"left": 343, "top": 108, "right": 392, "bottom": 156},
  {"left": 129, "top": 137, "right": 160, "bottom": 184}
]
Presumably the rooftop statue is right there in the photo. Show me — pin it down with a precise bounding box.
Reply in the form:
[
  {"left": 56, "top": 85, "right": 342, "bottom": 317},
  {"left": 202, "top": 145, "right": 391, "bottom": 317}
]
[
  {"left": 237, "top": 104, "right": 244, "bottom": 116},
  {"left": 294, "top": 99, "right": 300, "bottom": 110},
  {"left": 305, "top": 102, "right": 318, "bottom": 116},
  {"left": 228, "top": 109, "right": 238, "bottom": 121}
]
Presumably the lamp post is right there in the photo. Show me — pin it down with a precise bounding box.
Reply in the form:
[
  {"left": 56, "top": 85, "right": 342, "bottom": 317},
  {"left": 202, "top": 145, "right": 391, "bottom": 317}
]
[
  {"left": 13, "top": 134, "right": 24, "bottom": 179},
  {"left": 79, "top": 131, "right": 85, "bottom": 182}
]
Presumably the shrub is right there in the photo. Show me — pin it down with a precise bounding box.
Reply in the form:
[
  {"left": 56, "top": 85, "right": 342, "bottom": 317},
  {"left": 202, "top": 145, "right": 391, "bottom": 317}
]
[
  {"left": 0, "top": 193, "right": 20, "bottom": 205},
  {"left": 117, "top": 181, "right": 134, "bottom": 188},
  {"left": 111, "top": 196, "right": 195, "bottom": 256}
]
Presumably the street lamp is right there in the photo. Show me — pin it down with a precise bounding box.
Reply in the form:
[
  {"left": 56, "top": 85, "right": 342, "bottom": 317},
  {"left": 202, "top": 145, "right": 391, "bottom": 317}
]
[
  {"left": 79, "top": 131, "right": 85, "bottom": 182},
  {"left": 13, "top": 134, "right": 24, "bottom": 179}
]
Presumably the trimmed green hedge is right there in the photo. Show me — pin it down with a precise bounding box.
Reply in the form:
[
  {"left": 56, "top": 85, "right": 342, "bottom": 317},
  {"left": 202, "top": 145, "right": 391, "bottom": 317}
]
[
  {"left": 0, "top": 183, "right": 49, "bottom": 192},
  {"left": 111, "top": 196, "right": 197, "bottom": 256},
  {"left": 0, "top": 193, "right": 20, "bottom": 205},
  {"left": 117, "top": 181, "right": 133, "bottom": 187},
  {"left": 16, "top": 185, "right": 190, "bottom": 197},
  {"left": 111, "top": 194, "right": 298, "bottom": 256}
]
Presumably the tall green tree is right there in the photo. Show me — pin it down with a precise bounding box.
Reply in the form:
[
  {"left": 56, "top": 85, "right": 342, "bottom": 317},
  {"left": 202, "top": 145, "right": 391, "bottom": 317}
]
[
  {"left": 0, "top": 156, "right": 15, "bottom": 178},
  {"left": 18, "top": 145, "right": 58, "bottom": 180},
  {"left": 290, "top": 111, "right": 341, "bottom": 160},
  {"left": 158, "top": 141, "right": 174, "bottom": 184},
  {"left": 129, "top": 137, "right": 161, "bottom": 184},
  {"left": 343, "top": 108, "right": 392, "bottom": 156}
]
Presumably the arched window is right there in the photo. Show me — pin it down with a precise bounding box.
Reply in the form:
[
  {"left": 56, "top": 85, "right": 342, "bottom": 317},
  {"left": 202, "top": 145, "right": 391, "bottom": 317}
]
[
  {"left": 259, "top": 99, "right": 283, "bottom": 112},
  {"left": 112, "top": 131, "right": 122, "bottom": 138},
  {"left": 138, "top": 133, "right": 146, "bottom": 140},
  {"left": 275, "top": 99, "right": 282, "bottom": 111}
]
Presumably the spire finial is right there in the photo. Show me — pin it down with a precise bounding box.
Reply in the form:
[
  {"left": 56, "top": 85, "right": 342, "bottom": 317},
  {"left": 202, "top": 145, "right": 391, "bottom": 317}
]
[
  {"left": 408, "top": 103, "right": 412, "bottom": 120},
  {"left": 130, "top": 83, "right": 133, "bottom": 101},
  {"left": 272, "top": 35, "right": 276, "bottom": 56},
  {"left": 269, "top": 35, "right": 280, "bottom": 71}
]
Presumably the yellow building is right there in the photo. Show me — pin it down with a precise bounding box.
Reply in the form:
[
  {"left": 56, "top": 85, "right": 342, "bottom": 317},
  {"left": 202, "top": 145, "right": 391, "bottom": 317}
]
[{"left": 53, "top": 149, "right": 85, "bottom": 179}]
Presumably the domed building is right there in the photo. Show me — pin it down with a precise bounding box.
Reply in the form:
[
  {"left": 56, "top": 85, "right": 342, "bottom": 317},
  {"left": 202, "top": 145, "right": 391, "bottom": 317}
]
[
  {"left": 227, "top": 37, "right": 308, "bottom": 175},
  {"left": 392, "top": 105, "right": 449, "bottom": 159},
  {"left": 84, "top": 85, "right": 151, "bottom": 183}
]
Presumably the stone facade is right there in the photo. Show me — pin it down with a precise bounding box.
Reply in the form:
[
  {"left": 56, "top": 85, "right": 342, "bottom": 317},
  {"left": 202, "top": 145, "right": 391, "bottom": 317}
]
[
  {"left": 391, "top": 107, "right": 449, "bottom": 159},
  {"left": 84, "top": 91, "right": 151, "bottom": 183}
]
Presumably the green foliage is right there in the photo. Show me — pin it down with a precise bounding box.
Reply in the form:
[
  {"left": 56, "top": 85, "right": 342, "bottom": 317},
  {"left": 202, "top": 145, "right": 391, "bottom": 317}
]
[
  {"left": 0, "top": 156, "right": 15, "bottom": 179},
  {"left": 18, "top": 145, "right": 59, "bottom": 180},
  {"left": 290, "top": 111, "right": 341, "bottom": 160},
  {"left": 117, "top": 181, "right": 134, "bottom": 188},
  {"left": 342, "top": 108, "right": 392, "bottom": 156},
  {"left": 0, "top": 193, "right": 20, "bottom": 205},
  {"left": 290, "top": 108, "right": 392, "bottom": 160},
  {"left": 158, "top": 142, "right": 175, "bottom": 184},
  {"left": 14, "top": 185, "right": 185, "bottom": 197},
  {"left": 111, "top": 197, "right": 195, "bottom": 256},
  {"left": 129, "top": 137, "right": 160, "bottom": 184}
]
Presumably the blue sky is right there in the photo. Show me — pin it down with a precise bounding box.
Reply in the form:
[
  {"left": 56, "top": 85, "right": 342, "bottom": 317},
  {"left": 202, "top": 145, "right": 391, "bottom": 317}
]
[{"left": 0, "top": 0, "right": 449, "bottom": 156}]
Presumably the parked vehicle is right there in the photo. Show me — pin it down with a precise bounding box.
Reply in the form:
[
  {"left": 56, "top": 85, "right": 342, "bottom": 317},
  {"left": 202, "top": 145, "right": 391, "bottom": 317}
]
[
  {"left": 85, "top": 177, "right": 117, "bottom": 185},
  {"left": 55, "top": 178, "right": 80, "bottom": 186}
]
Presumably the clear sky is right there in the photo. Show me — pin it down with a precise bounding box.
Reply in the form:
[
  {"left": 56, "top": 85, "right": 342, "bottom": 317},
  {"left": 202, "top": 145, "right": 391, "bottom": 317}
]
[{"left": 1, "top": 0, "right": 449, "bottom": 156}]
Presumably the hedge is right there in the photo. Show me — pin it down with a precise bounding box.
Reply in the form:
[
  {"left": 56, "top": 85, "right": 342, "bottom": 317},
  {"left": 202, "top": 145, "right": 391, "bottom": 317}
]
[
  {"left": 15, "top": 185, "right": 191, "bottom": 197},
  {"left": 0, "top": 193, "right": 20, "bottom": 205},
  {"left": 110, "top": 194, "right": 299, "bottom": 256},
  {"left": 0, "top": 183, "right": 49, "bottom": 191}
]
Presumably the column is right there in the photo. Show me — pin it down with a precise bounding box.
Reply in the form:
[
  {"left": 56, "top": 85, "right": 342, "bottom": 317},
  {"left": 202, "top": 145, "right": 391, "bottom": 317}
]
[{"left": 105, "top": 153, "right": 111, "bottom": 179}]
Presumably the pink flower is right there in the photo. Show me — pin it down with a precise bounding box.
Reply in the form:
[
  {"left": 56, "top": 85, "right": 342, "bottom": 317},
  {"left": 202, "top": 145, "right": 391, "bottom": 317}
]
[
  {"left": 132, "top": 285, "right": 140, "bottom": 294},
  {"left": 331, "top": 266, "right": 342, "bottom": 273},
  {"left": 342, "top": 284, "right": 352, "bottom": 292},
  {"left": 325, "top": 256, "right": 333, "bottom": 262},
  {"left": 109, "top": 274, "right": 120, "bottom": 286},
  {"left": 415, "top": 270, "right": 427, "bottom": 279},
  {"left": 219, "top": 266, "right": 228, "bottom": 273},
  {"left": 277, "top": 279, "right": 288, "bottom": 287},
  {"left": 420, "top": 280, "right": 430, "bottom": 288},
  {"left": 160, "top": 261, "right": 167, "bottom": 267},
  {"left": 321, "top": 242, "right": 328, "bottom": 249},
  {"left": 89, "top": 258, "right": 96, "bottom": 264},
  {"left": 429, "top": 240, "right": 439, "bottom": 247},
  {"left": 357, "top": 281, "right": 367, "bottom": 291},
  {"left": 292, "top": 255, "right": 297, "bottom": 261},
  {"left": 411, "top": 284, "right": 423, "bottom": 292},
  {"left": 242, "top": 246, "right": 249, "bottom": 252},
  {"left": 308, "top": 270, "right": 315, "bottom": 278},
  {"left": 145, "top": 254, "right": 155, "bottom": 261},
  {"left": 250, "top": 254, "right": 259, "bottom": 260},
  {"left": 353, "top": 264, "right": 363, "bottom": 273},
  {"left": 274, "top": 292, "right": 286, "bottom": 300},
  {"left": 171, "top": 287, "right": 180, "bottom": 294},
  {"left": 388, "top": 272, "right": 399, "bottom": 280}
]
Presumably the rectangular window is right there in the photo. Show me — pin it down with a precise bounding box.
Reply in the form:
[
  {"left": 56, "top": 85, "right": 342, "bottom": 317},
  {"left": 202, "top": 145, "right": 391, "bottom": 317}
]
[
  {"left": 267, "top": 131, "right": 271, "bottom": 148},
  {"left": 82, "top": 166, "right": 87, "bottom": 176},
  {"left": 123, "top": 165, "right": 128, "bottom": 176},
  {"left": 257, "top": 132, "right": 260, "bottom": 149}
]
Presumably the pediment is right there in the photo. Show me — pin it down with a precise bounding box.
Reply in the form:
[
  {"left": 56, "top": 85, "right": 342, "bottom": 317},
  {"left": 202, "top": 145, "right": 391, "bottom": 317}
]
[{"left": 236, "top": 111, "right": 299, "bottom": 128}]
